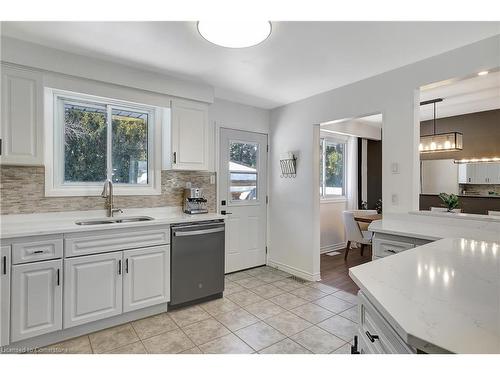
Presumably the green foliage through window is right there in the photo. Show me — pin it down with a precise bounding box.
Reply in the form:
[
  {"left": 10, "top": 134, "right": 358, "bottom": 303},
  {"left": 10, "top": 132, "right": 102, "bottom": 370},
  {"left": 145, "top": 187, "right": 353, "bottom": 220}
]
[
  {"left": 320, "top": 138, "right": 346, "bottom": 197},
  {"left": 62, "top": 98, "right": 150, "bottom": 185}
]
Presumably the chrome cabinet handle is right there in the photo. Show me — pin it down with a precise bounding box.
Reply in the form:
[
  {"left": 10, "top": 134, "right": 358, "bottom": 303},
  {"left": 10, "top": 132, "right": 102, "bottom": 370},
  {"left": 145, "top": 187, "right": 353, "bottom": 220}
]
[
  {"left": 125, "top": 259, "right": 129, "bottom": 274},
  {"left": 32, "top": 250, "right": 45, "bottom": 254},
  {"left": 2, "top": 256, "right": 6, "bottom": 275},
  {"left": 173, "top": 152, "right": 177, "bottom": 164},
  {"left": 56, "top": 269, "right": 60, "bottom": 286},
  {"left": 365, "top": 331, "right": 379, "bottom": 343},
  {"left": 118, "top": 260, "right": 122, "bottom": 275},
  {"left": 386, "top": 249, "right": 397, "bottom": 254}
]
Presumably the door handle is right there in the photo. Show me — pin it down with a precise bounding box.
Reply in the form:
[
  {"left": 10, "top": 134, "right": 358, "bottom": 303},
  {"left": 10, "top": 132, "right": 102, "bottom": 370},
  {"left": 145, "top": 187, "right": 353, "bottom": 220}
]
[
  {"left": 386, "top": 249, "right": 397, "bottom": 254},
  {"left": 56, "top": 269, "right": 60, "bottom": 286},
  {"left": 118, "top": 260, "right": 122, "bottom": 275},
  {"left": 365, "top": 331, "right": 379, "bottom": 342},
  {"left": 2, "top": 256, "right": 6, "bottom": 275}
]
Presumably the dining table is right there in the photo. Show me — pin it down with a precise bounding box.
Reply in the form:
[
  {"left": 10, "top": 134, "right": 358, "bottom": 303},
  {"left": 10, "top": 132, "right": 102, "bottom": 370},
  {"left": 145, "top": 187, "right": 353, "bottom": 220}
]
[{"left": 353, "top": 213, "right": 382, "bottom": 223}]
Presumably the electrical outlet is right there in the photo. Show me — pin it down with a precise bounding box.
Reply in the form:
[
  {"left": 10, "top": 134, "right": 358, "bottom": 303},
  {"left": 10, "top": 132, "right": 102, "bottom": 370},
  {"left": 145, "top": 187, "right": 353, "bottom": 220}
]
[{"left": 391, "top": 193, "right": 399, "bottom": 205}]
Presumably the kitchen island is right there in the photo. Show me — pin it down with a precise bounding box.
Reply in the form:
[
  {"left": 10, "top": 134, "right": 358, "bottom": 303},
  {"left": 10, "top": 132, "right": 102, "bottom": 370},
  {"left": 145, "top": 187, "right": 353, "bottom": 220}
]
[{"left": 349, "top": 237, "right": 499, "bottom": 353}]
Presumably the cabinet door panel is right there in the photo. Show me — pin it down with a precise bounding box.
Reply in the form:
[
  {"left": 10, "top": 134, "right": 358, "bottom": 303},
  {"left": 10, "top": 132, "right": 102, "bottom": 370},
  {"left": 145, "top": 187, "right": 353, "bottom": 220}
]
[
  {"left": 171, "top": 100, "right": 209, "bottom": 171},
  {"left": 123, "top": 245, "right": 169, "bottom": 313},
  {"left": 64, "top": 252, "right": 122, "bottom": 328},
  {"left": 1, "top": 65, "right": 43, "bottom": 165},
  {"left": 11, "top": 259, "right": 62, "bottom": 342},
  {"left": 0, "top": 246, "right": 11, "bottom": 346}
]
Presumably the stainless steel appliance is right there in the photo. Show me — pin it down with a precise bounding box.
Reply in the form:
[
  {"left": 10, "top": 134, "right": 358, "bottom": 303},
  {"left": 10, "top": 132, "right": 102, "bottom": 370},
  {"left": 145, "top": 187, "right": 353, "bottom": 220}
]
[
  {"left": 169, "top": 220, "right": 225, "bottom": 308},
  {"left": 183, "top": 188, "right": 208, "bottom": 214}
]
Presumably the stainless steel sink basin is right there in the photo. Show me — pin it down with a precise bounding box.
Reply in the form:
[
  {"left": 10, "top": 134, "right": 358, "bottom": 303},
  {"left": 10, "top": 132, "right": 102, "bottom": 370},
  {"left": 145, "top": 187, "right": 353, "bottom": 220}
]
[{"left": 75, "top": 216, "right": 154, "bottom": 225}]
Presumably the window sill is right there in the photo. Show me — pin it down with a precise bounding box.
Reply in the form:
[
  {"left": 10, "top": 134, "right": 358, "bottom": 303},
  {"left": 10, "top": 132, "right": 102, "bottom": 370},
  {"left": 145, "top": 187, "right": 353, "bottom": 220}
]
[
  {"left": 320, "top": 197, "right": 347, "bottom": 204},
  {"left": 45, "top": 184, "right": 162, "bottom": 197}
]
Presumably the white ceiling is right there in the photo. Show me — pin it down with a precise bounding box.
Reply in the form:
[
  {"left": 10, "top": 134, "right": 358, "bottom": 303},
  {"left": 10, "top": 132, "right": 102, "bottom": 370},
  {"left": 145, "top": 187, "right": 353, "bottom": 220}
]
[
  {"left": 2, "top": 21, "right": 499, "bottom": 109},
  {"left": 420, "top": 70, "right": 500, "bottom": 121}
]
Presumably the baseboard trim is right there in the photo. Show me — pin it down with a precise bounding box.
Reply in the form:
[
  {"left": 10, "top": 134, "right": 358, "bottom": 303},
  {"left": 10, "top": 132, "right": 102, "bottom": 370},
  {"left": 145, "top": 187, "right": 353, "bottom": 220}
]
[
  {"left": 267, "top": 259, "right": 321, "bottom": 282},
  {"left": 2, "top": 303, "right": 167, "bottom": 352},
  {"left": 320, "top": 242, "right": 346, "bottom": 254}
]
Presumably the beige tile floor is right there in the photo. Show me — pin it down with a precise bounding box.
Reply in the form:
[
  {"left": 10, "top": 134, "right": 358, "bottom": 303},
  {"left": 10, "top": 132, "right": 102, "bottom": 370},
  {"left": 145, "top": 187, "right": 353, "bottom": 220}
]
[{"left": 39, "top": 266, "right": 357, "bottom": 354}]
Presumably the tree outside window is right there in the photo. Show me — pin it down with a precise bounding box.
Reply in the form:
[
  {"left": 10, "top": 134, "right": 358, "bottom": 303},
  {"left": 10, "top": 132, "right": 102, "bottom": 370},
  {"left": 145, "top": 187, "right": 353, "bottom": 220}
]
[{"left": 320, "top": 138, "right": 346, "bottom": 197}]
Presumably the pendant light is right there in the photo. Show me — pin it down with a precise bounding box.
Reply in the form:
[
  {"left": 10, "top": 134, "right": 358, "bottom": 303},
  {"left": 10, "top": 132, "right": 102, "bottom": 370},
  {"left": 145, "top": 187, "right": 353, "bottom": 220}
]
[{"left": 419, "top": 98, "right": 463, "bottom": 153}]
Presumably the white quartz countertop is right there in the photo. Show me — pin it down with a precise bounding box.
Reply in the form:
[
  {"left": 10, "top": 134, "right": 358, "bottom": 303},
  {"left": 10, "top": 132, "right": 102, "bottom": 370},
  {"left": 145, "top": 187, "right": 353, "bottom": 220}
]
[
  {"left": 0, "top": 207, "right": 224, "bottom": 239},
  {"left": 349, "top": 237, "right": 500, "bottom": 354},
  {"left": 369, "top": 212, "right": 500, "bottom": 242}
]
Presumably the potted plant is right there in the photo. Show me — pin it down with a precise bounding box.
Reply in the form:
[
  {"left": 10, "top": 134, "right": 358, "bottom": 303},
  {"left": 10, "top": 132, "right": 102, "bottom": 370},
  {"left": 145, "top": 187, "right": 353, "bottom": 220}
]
[{"left": 438, "top": 193, "right": 460, "bottom": 213}]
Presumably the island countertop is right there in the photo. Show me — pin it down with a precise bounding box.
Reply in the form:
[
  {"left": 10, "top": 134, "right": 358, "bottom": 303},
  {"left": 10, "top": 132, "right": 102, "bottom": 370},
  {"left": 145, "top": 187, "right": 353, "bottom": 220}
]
[
  {"left": 349, "top": 237, "right": 500, "bottom": 353},
  {"left": 368, "top": 212, "right": 500, "bottom": 242},
  {"left": 0, "top": 207, "right": 224, "bottom": 239}
]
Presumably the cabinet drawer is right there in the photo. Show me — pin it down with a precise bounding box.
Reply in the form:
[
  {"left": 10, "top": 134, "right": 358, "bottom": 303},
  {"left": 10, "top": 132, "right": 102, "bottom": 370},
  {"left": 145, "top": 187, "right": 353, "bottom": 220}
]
[
  {"left": 64, "top": 225, "right": 170, "bottom": 257},
  {"left": 373, "top": 238, "right": 414, "bottom": 258},
  {"left": 359, "top": 292, "right": 414, "bottom": 354},
  {"left": 11, "top": 235, "right": 63, "bottom": 264}
]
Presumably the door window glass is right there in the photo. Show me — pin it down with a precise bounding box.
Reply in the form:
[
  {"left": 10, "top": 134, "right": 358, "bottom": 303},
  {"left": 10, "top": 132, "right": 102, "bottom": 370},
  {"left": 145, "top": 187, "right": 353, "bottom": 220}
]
[{"left": 229, "top": 141, "right": 258, "bottom": 201}]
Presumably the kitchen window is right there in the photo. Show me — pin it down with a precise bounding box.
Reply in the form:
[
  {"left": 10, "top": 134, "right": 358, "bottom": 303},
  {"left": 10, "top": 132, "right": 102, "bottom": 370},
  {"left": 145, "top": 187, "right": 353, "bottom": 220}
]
[
  {"left": 45, "top": 89, "right": 165, "bottom": 196},
  {"left": 320, "top": 137, "right": 347, "bottom": 198}
]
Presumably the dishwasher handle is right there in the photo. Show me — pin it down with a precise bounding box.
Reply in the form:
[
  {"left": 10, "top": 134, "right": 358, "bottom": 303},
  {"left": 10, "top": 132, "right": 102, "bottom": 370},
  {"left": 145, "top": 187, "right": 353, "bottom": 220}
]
[{"left": 173, "top": 227, "right": 225, "bottom": 237}]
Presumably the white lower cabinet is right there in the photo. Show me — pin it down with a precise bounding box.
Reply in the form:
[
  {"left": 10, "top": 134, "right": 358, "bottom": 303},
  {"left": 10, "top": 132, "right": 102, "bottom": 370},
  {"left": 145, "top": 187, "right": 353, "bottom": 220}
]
[
  {"left": 357, "top": 292, "right": 415, "bottom": 354},
  {"left": 0, "top": 246, "right": 11, "bottom": 346},
  {"left": 64, "top": 252, "right": 123, "bottom": 329},
  {"left": 11, "top": 259, "right": 62, "bottom": 342},
  {"left": 123, "top": 245, "right": 170, "bottom": 313}
]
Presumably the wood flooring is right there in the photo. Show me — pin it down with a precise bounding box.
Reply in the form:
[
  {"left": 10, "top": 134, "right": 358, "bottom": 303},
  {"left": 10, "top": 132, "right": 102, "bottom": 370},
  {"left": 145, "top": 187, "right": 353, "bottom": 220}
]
[{"left": 320, "top": 246, "right": 372, "bottom": 294}]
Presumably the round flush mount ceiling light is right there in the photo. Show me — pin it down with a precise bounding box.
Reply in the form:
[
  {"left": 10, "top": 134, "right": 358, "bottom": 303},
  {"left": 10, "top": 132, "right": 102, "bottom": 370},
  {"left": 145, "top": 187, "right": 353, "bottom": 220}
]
[{"left": 197, "top": 21, "right": 272, "bottom": 48}]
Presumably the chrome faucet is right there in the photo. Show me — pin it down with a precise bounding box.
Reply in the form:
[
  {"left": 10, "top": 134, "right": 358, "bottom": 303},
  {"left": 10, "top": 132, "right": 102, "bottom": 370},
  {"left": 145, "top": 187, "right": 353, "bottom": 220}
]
[{"left": 101, "top": 179, "right": 123, "bottom": 217}]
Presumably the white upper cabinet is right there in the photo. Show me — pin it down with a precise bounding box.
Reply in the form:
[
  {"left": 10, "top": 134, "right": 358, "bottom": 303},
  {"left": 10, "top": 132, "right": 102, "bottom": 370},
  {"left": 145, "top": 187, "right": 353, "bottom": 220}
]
[
  {"left": 0, "top": 65, "right": 43, "bottom": 165},
  {"left": 171, "top": 99, "right": 210, "bottom": 171},
  {"left": 459, "top": 163, "right": 500, "bottom": 184}
]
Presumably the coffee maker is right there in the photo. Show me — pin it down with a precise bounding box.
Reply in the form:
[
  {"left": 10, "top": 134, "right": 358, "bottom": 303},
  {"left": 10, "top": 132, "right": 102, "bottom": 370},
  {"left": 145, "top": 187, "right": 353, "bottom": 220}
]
[{"left": 183, "top": 188, "right": 208, "bottom": 214}]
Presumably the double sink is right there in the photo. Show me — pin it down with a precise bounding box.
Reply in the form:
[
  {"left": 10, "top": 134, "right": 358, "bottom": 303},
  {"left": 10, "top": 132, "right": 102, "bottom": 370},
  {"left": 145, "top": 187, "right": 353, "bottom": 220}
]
[{"left": 75, "top": 216, "right": 154, "bottom": 226}]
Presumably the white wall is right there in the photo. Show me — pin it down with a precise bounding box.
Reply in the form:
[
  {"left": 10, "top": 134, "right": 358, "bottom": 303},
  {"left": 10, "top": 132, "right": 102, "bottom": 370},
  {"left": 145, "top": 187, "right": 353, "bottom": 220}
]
[
  {"left": 268, "top": 35, "right": 500, "bottom": 281},
  {"left": 1, "top": 36, "right": 214, "bottom": 103},
  {"left": 320, "top": 201, "right": 346, "bottom": 252}
]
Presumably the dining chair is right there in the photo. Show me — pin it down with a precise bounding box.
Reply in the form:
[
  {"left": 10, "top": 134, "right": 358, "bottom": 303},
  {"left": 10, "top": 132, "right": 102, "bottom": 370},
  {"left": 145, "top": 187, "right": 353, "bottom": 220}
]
[{"left": 342, "top": 210, "right": 377, "bottom": 261}]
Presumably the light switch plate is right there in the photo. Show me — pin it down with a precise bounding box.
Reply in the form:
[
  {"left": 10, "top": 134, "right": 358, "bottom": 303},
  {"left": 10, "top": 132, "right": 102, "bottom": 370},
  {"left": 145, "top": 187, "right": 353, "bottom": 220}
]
[
  {"left": 391, "top": 162, "right": 400, "bottom": 174},
  {"left": 391, "top": 193, "right": 399, "bottom": 205}
]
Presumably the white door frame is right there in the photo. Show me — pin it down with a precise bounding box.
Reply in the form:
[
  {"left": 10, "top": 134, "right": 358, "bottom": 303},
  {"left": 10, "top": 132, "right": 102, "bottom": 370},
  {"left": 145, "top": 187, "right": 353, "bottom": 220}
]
[{"left": 215, "top": 125, "right": 269, "bottom": 271}]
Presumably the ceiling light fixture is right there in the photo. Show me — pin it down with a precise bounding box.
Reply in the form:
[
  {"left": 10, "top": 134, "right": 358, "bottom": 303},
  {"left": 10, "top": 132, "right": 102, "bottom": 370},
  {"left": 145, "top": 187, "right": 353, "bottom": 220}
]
[
  {"left": 197, "top": 21, "right": 272, "bottom": 48},
  {"left": 477, "top": 71, "right": 489, "bottom": 76},
  {"left": 419, "top": 98, "right": 463, "bottom": 153}
]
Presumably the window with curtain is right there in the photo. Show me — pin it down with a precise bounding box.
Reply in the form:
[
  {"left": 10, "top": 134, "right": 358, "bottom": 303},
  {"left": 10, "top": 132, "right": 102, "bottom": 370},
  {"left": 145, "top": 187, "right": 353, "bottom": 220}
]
[{"left": 320, "top": 137, "right": 347, "bottom": 198}]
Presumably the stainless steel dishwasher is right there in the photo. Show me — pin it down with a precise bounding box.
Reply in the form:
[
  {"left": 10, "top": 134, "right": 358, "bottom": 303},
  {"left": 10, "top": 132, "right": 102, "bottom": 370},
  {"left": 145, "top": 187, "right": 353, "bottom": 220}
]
[{"left": 169, "top": 220, "right": 225, "bottom": 308}]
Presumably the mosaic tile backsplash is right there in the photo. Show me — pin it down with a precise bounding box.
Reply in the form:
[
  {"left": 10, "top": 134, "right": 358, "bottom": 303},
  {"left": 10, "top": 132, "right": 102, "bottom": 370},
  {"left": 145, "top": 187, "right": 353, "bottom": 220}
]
[{"left": 0, "top": 166, "right": 216, "bottom": 215}]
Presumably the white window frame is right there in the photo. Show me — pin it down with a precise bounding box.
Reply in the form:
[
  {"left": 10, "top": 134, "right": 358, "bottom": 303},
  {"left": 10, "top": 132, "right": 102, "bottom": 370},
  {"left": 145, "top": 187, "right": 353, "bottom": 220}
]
[
  {"left": 44, "top": 88, "right": 165, "bottom": 196},
  {"left": 320, "top": 136, "right": 347, "bottom": 200}
]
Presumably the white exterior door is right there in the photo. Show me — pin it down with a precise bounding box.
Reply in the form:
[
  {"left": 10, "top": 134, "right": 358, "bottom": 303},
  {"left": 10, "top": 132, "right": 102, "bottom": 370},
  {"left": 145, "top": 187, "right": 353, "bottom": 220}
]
[
  {"left": 123, "top": 245, "right": 170, "bottom": 313},
  {"left": 219, "top": 128, "right": 268, "bottom": 273},
  {"left": 11, "top": 259, "right": 62, "bottom": 342},
  {"left": 0, "top": 246, "right": 11, "bottom": 346},
  {"left": 64, "top": 252, "right": 122, "bottom": 328}
]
